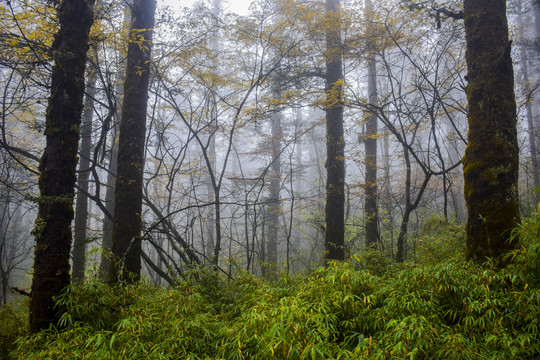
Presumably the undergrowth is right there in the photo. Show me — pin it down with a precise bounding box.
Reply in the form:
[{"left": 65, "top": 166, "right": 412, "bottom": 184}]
[
  {"left": 0, "top": 300, "right": 27, "bottom": 360},
  {"left": 7, "top": 216, "right": 540, "bottom": 359}
]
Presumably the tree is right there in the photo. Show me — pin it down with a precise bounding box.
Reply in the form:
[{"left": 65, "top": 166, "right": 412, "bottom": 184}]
[
  {"left": 109, "top": 0, "right": 156, "bottom": 284},
  {"left": 347, "top": 1, "right": 467, "bottom": 260},
  {"left": 264, "top": 70, "right": 283, "bottom": 277},
  {"left": 72, "top": 65, "right": 97, "bottom": 284},
  {"left": 324, "top": 0, "right": 345, "bottom": 262},
  {"left": 29, "top": 0, "right": 95, "bottom": 332},
  {"left": 0, "top": 186, "right": 32, "bottom": 309},
  {"left": 98, "top": 0, "right": 131, "bottom": 281},
  {"left": 363, "top": 0, "right": 379, "bottom": 249},
  {"left": 462, "top": 0, "right": 520, "bottom": 261}
]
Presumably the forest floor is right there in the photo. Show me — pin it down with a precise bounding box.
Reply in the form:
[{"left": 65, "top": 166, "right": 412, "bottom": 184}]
[{"left": 2, "top": 217, "right": 540, "bottom": 359}]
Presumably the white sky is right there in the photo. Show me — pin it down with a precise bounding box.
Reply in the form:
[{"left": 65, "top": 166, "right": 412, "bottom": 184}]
[{"left": 160, "top": 0, "right": 252, "bottom": 16}]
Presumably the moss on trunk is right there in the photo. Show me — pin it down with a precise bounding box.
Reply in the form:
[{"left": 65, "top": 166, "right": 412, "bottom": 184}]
[
  {"left": 29, "top": 0, "right": 95, "bottom": 332},
  {"left": 462, "top": 0, "right": 520, "bottom": 262}
]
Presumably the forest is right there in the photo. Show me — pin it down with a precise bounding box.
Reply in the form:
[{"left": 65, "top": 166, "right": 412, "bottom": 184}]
[{"left": 1, "top": 0, "right": 540, "bottom": 358}]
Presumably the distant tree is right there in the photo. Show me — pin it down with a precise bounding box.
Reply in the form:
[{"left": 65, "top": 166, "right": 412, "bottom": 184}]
[
  {"left": 29, "top": 0, "right": 95, "bottom": 332},
  {"left": 348, "top": 1, "right": 467, "bottom": 261},
  {"left": 515, "top": 2, "right": 540, "bottom": 206},
  {"left": 0, "top": 187, "right": 31, "bottom": 309},
  {"left": 72, "top": 66, "right": 97, "bottom": 284},
  {"left": 363, "top": 0, "right": 379, "bottom": 249},
  {"left": 324, "top": 0, "right": 345, "bottom": 262},
  {"left": 109, "top": 0, "right": 156, "bottom": 284},
  {"left": 462, "top": 0, "right": 520, "bottom": 261},
  {"left": 264, "top": 70, "right": 283, "bottom": 278},
  {"left": 98, "top": 1, "right": 131, "bottom": 281}
]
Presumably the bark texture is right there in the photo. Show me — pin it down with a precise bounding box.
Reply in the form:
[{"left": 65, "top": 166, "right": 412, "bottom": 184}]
[
  {"left": 29, "top": 0, "right": 95, "bottom": 332},
  {"left": 109, "top": 0, "right": 156, "bottom": 284},
  {"left": 72, "top": 69, "right": 97, "bottom": 284},
  {"left": 462, "top": 0, "right": 520, "bottom": 261},
  {"left": 324, "top": 0, "right": 345, "bottom": 262}
]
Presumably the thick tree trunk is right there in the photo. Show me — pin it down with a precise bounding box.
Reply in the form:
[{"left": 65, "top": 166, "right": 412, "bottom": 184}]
[
  {"left": 324, "top": 0, "right": 345, "bottom": 262},
  {"left": 109, "top": 0, "right": 156, "bottom": 284},
  {"left": 72, "top": 69, "right": 97, "bottom": 284},
  {"left": 462, "top": 0, "right": 520, "bottom": 262},
  {"left": 29, "top": 0, "right": 95, "bottom": 332}
]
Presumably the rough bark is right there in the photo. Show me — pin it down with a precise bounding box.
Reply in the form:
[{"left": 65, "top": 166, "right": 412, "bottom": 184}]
[
  {"left": 109, "top": 0, "right": 156, "bottom": 284},
  {"left": 72, "top": 69, "right": 97, "bottom": 284},
  {"left": 29, "top": 0, "right": 95, "bottom": 332},
  {"left": 324, "top": 0, "right": 345, "bottom": 262},
  {"left": 462, "top": 0, "right": 520, "bottom": 262}
]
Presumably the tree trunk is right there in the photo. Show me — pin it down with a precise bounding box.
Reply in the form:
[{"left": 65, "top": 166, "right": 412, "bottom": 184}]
[
  {"left": 29, "top": 0, "right": 95, "bottom": 332},
  {"left": 462, "top": 0, "right": 520, "bottom": 262},
  {"left": 109, "top": 0, "right": 156, "bottom": 284},
  {"left": 205, "top": 109, "right": 217, "bottom": 260},
  {"left": 396, "top": 146, "right": 432, "bottom": 262},
  {"left": 364, "top": 0, "right": 379, "bottom": 249},
  {"left": 396, "top": 147, "right": 411, "bottom": 262},
  {"left": 72, "top": 68, "right": 97, "bottom": 284},
  {"left": 98, "top": 2, "right": 130, "bottom": 281},
  {"left": 324, "top": 0, "right": 345, "bottom": 262},
  {"left": 203, "top": 0, "right": 221, "bottom": 262},
  {"left": 265, "top": 83, "right": 282, "bottom": 277},
  {"left": 98, "top": 128, "right": 118, "bottom": 281}
]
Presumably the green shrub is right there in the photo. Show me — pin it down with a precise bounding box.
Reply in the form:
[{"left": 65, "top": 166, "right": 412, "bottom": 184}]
[
  {"left": 12, "top": 217, "right": 540, "bottom": 359},
  {"left": 0, "top": 301, "right": 27, "bottom": 360},
  {"left": 414, "top": 216, "right": 465, "bottom": 264}
]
